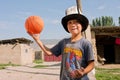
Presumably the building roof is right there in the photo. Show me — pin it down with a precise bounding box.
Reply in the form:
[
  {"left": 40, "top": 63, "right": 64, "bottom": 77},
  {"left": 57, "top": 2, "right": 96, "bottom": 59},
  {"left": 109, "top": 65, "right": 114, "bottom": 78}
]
[
  {"left": 91, "top": 26, "right": 120, "bottom": 45},
  {"left": 0, "top": 37, "right": 33, "bottom": 45},
  {"left": 91, "top": 26, "right": 120, "bottom": 33}
]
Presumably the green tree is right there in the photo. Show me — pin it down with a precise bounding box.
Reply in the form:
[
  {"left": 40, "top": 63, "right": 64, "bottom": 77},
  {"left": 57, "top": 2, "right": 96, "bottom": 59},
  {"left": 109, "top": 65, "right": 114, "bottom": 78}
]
[
  {"left": 91, "top": 16, "right": 115, "bottom": 27},
  {"left": 96, "top": 18, "right": 99, "bottom": 27},
  {"left": 118, "top": 17, "right": 120, "bottom": 26},
  {"left": 102, "top": 16, "right": 105, "bottom": 26},
  {"left": 92, "top": 19, "right": 96, "bottom": 27}
]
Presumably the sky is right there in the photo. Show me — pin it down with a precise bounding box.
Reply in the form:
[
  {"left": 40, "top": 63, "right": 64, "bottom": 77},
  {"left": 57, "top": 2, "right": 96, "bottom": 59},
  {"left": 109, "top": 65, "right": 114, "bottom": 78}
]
[{"left": 0, "top": 0, "right": 120, "bottom": 40}]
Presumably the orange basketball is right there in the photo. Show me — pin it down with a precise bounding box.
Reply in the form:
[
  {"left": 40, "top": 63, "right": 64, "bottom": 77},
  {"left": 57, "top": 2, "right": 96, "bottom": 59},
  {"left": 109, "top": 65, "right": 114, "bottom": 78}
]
[{"left": 25, "top": 16, "right": 44, "bottom": 34}]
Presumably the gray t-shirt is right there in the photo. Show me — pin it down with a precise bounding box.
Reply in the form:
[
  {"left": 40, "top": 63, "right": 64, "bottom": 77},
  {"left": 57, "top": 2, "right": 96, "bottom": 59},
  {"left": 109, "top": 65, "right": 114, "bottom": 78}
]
[{"left": 51, "top": 37, "right": 94, "bottom": 80}]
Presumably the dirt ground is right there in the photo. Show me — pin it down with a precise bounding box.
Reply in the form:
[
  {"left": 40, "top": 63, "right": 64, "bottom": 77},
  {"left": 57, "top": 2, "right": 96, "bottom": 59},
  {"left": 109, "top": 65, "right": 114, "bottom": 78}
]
[
  {"left": 96, "top": 64, "right": 120, "bottom": 69},
  {"left": 0, "top": 62, "right": 61, "bottom": 80},
  {"left": 0, "top": 62, "right": 119, "bottom": 80}
]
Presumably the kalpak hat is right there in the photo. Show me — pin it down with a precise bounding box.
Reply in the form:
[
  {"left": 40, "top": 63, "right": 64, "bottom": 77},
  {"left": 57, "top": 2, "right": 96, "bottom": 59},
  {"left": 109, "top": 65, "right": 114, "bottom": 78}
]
[{"left": 61, "top": 6, "right": 89, "bottom": 33}]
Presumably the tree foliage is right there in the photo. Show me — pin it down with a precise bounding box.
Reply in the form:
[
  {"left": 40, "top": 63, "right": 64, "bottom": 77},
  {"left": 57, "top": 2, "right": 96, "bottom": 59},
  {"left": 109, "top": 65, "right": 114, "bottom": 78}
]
[
  {"left": 119, "top": 17, "right": 120, "bottom": 26},
  {"left": 91, "top": 16, "right": 115, "bottom": 27}
]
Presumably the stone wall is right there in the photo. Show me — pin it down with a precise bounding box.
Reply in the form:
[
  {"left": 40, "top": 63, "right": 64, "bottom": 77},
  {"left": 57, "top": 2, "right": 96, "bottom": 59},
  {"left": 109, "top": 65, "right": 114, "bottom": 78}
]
[
  {"left": 91, "top": 31, "right": 98, "bottom": 66},
  {"left": 115, "top": 45, "right": 120, "bottom": 63}
]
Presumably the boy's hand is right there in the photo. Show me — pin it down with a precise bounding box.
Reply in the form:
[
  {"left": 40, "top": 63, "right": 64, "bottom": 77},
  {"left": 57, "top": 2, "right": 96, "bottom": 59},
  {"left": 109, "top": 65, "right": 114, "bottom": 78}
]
[
  {"left": 70, "top": 67, "right": 85, "bottom": 78},
  {"left": 70, "top": 70, "right": 76, "bottom": 78},
  {"left": 27, "top": 32, "right": 40, "bottom": 41}
]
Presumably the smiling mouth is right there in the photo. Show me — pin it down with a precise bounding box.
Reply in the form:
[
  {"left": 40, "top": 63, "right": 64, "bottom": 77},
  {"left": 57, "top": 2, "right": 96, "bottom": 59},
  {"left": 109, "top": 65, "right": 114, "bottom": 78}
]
[{"left": 72, "top": 28, "right": 77, "bottom": 30}]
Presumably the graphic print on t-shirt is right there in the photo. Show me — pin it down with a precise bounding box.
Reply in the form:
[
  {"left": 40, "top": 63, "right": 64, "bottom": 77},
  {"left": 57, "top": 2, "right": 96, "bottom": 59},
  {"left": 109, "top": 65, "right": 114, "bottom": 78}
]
[{"left": 64, "top": 47, "right": 82, "bottom": 72}]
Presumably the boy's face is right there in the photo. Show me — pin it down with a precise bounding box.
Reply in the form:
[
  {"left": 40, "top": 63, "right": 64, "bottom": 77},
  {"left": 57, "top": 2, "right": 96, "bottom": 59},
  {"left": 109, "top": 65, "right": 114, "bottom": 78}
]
[{"left": 67, "top": 19, "right": 82, "bottom": 35}]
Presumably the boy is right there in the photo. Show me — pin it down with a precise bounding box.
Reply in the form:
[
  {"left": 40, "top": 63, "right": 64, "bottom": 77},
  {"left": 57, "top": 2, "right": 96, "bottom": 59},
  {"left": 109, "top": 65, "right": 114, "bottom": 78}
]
[{"left": 28, "top": 6, "right": 95, "bottom": 80}]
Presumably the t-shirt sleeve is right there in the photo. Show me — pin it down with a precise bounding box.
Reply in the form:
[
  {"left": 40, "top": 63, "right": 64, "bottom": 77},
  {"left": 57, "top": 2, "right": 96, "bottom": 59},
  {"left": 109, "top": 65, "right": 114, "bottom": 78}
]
[
  {"left": 50, "top": 39, "right": 64, "bottom": 57},
  {"left": 84, "top": 40, "right": 94, "bottom": 61}
]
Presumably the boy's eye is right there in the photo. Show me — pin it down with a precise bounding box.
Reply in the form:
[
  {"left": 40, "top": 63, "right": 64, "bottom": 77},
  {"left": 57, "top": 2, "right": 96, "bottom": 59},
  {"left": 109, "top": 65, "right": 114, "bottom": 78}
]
[
  {"left": 67, "top": 20, "right": 79, "bottom": 25},
  {"left": 67, "top": 21, "right": 72, "bottom": 24}
]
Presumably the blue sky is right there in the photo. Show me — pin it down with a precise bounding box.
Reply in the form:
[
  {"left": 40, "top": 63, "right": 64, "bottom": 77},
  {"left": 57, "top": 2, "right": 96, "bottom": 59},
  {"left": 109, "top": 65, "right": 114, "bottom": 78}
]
[{"left": 0, "top": 0, "right": 120, "bottom": 40}]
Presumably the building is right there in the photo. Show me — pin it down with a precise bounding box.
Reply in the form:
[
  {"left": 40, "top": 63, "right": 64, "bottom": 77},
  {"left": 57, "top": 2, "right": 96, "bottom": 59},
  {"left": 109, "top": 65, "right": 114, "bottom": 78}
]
[
  {"left": 91, "top": 27, "right": 120, "bottom": 64},
  {"left": 0, "top": 38, "right": 35, "bottom": 65},
  {"left": 37, "top": 39, "right": 61, "bottom": 62}
]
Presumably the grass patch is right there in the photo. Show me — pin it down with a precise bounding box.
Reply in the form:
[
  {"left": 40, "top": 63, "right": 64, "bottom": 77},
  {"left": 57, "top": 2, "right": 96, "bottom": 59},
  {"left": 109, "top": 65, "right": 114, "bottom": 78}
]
[
  {"left": 33, "top": 59, "right": 48, "bottom": 68},
  {"left": 33, "top": 59, "right": 43, "bottom": 64},
  {"left": 96, "top": 68, "right": 120, "bottom": 80},
  {"left": 0, "top": 64, "right": 8, "bottom": 69},
  {"left": 33, "top": 64, "right": 48, "bottom": 68},
  {"left": 0, "top": 63, "right": 19, "bottom": 70}
]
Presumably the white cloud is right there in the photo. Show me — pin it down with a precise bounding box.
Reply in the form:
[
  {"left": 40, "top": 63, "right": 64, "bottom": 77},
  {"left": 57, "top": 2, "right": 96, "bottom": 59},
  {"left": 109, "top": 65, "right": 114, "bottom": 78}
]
[
  {"left": 47, "top": 9, "right": 63, "bottom": 15},
  {"left": 97, "top": 5, "right": 105, "bottom": 10},
  {"left": 45, "top": 18, "right": 60, "bottom": 26},
  {"left": 0, "top": 21, "right": 11, "bottom": 29},
  {"left": 17, "top": 11, "right": 32, "bottom": 15},
  {"left": 51, "top": 20, "right": 60, "bottom": 25},
  {"left": 117, "top": 6, "right": 120, "bottom": 9},
  {"left": 0, "top": 11, "right": 32, "bottom": 29},
  {"left": 15, "top": 11, "right": 33, "bottom": 20}
]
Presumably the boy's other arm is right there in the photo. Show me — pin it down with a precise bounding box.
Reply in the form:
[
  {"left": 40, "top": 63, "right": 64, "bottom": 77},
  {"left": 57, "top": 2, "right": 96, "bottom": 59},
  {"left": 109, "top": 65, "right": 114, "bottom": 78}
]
[
  {"left": 74, "top": 60, "right": 94, "bottom": 78},
  {"left": 83, "top": 60, "right": 95, "bottom": 75}
]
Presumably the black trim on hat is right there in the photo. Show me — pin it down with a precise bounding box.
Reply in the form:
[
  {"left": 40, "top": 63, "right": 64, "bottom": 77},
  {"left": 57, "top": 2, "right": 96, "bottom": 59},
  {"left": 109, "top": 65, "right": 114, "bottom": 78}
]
[{"left": 61, "top": 14, "right": 89, "bottom": 33}]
